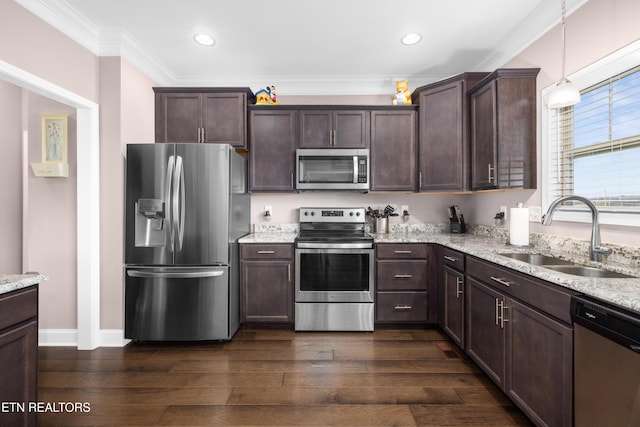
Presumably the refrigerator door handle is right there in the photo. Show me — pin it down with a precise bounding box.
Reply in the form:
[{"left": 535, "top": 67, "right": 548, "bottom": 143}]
[
  {"left": 165, "top": 155, "right": 176, "bottom": 252},
  {"left": 127, "top": 269, "right": 225, "bottom": 279},
  {"left": 172, "top": 155, "right": 185, "bottom": 251}
]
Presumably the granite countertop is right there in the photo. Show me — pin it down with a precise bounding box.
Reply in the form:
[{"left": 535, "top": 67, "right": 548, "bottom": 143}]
[
  {"left": 240, "top": 230, "right": 640, "bottom": 314},
  {"left": 0, "top": 274, "right": 47, "bottom": 296}
]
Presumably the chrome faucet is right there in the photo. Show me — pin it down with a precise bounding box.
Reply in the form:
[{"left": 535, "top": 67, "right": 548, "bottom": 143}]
[{"left": 542, "top": 195, "right": 612, "bottom": 262}]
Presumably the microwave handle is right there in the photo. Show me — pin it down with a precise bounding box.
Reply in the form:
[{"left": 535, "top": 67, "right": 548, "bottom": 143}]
[{"left": 353, "top": 156, "right": 358, "bottom": 183}]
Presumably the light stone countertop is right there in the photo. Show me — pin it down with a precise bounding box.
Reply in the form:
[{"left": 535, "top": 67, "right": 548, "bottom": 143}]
[
  {"left": 0, "top": 274, "right": 47, "bottom": 296},
  {"left": 240, "top": 230, "right": 640, "bottom": 314}
]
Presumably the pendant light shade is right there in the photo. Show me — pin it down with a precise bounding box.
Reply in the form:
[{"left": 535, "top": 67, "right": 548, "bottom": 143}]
[
  {"left": 548, "top": 0, "right": 580, "bottom": 109},
  {"left": 548, "top": 79, "right": 581, "bottom": 108}
]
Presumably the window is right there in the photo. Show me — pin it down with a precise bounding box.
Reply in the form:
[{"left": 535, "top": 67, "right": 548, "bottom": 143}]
[{"left": 543, "top": 40, "right": 640, "bottom": 226}]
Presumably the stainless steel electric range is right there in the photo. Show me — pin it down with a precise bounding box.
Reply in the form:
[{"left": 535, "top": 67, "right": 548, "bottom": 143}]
[{"left": 294, "top": 207, "right": 375, "bottom": 331}]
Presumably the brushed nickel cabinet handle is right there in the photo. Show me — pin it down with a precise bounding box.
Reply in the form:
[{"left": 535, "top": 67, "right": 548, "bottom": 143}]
[
  {"left": 394, "top": 274, "right": 413, "bottom": 279},
  {"left": 288, "top": 264, "right": 291, "bottom": 282},
  {"left": 490, "top": 276, "right": 511, "bottom": 287},
  {"left": 488, "top": 163, "right": 495, "bottom": 183},
  {"left": 257, "top": 250, "right": 276, "bottom": 254},
  {"left": 394, "top": 305, "right": 413, "bottom": 311},
  {"left": 456, "top": 277, "right": 463, "bottom": 297},
  {"left": 394, "top": 250, "right": 412, "bottom": 254},
  {"left": 443, "top": 255, "right": 458, "bottom": 262}
]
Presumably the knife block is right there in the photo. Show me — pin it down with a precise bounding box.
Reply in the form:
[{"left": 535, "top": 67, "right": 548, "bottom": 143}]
[{"left": 449, "top": 217, "right": 466, "bottom": 234}]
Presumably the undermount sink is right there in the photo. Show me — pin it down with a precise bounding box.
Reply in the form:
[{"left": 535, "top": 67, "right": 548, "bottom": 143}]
[
  {"left": 499, "top": 252, "right": 636, "bottom": 279},
  {"left": 499, "top": 252, "right": 574, "bottom": 266},
  {"left": 542, "top": 264, "right": 636, "bottom": 279}
]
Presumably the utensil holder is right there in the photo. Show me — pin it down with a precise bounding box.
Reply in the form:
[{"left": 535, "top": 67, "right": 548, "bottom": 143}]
[{"left": 375, "top": 217, "right": 389, "bottom": 234}]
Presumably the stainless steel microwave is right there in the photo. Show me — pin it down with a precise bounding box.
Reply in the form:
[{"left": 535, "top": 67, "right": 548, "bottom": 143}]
[{"left": 296, "top": 149, "right": 369, "bottom": 191}]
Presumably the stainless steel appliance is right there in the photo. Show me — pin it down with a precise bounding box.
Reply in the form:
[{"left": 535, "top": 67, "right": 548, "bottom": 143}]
[
  {"left": 296, "top": 149, "right": 369, "bottom": 191},
  {"left": 572, "top": 295, "right": 640, "bottom": 426},
  {"left": 294, "top": 207, "right": 374, "bottom": 331},
  {"left": 124, "top": 143, "right": 249, "bottom": 341}
]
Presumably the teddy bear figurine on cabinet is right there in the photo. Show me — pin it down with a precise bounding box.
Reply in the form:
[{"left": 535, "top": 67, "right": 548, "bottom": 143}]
[{"left": 392, "top": 79, "right": 412, "bottom": 105}]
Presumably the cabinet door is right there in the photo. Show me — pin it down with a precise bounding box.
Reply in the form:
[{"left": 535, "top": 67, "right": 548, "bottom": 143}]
[
  {"left": 299, "top": 110, "right": 332, "bottom": 147},
  {"left": 470, "top": 80, "right": 498, "bottom": 190},
  {"left": 299, "top": 110, "right": 368, "bottom": 148},
  {"left": 465, "top": 277, "right": 505, "bottom": 388},
  {"left": 333, "top": 110, "right": 368, "bottom": 148},
  {"left": 419, "top": 81, "right": 465, "bottom": 191},
  {"left": 240, "top": 260, "right": 293, "bottom": 322},
  {"left": 443, "top": 266, "right": 464, "bottom": 348},
  {"left": 370, "top": 109, "right": 416, "bottom": 191},
  {"left": 249, "top": 110, "right": 297, "bottom": 191},
  {"left": 155, "top": 92, "right": 201, "bottom": 142},
  {"left": 505, "top": 298, "right": 573, "bottom": 427},
  {"left": 0, "top": 321, "right": 38, "bottom": 427},
  {"left": 202, "top": 93, "right": 246, "bottom": 147}
]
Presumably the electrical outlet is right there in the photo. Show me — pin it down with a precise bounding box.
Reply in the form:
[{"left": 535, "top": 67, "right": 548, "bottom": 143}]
[
  {"left": 529, "top": 206, "right": 542, "bottom": 222},
  {"left": 401, "top": 205, "right": 408, "bottom": 213},
  {"left": 264, "top": 205, "right": 272, "bottom": 216}
]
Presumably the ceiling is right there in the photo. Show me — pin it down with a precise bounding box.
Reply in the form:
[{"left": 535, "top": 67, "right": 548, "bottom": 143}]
[{"left": 17, "top": 0, "right": 587, "bottom": 95}]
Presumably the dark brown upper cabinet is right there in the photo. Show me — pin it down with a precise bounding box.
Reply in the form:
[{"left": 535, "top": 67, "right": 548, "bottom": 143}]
[
  {"left": 298, "top": 108, "right": 369, "bottom": 148},
  {"left": 369, "top": 107, "right": 417, "bottom": 191},
  {"left": 412, "top": 73, "right": 489, "bottom": 192},
  {"left": 248, "top": 107, "right": 297, "bottom": 192},
  {"left": 468, "top": 69, "right": 539, "bottom": 190},
  {"left": 154, "top": 88, "right": 255, "bottom": 149}
]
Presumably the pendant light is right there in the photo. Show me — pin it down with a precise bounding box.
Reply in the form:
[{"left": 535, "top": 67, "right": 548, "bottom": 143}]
[{"left": 548, "top": 0, "right": 581, "bottom": 108}]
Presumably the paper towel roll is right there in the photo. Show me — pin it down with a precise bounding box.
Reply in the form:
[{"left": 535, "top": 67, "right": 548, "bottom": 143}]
[{"left": 509, "top": 207, "right": 530, "bottom": 246}]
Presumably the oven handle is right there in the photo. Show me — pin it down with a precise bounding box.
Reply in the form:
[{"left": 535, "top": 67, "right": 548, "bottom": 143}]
[{"left": 296, "top": 242, "right": 374, "bottom": 249}]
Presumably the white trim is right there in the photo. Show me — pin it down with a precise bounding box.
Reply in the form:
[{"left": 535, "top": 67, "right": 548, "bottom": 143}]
[
  {"left": 541, "top": 38, "right": 640, "bottom": 227},
  {"left": 0, "top": 59, "right": 101, "bottom": 350},
  {"left": 39, "top": 329, "right": 128, "bottom": 347}
]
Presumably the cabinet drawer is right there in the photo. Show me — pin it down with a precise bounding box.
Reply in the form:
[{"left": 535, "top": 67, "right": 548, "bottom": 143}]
[
  {"left": 376, "top": 292, "right": 427, "bottom": 322},
  {"left": 377, "top": 260, "right": 427, "bottom": 291},
  {"left": 0, "top": 287, "right": 38, "bottom": 332},
  {"left": 240, "top": 244, "right": 293, "bottom": 260},
  {"left": 442, "top": 247, "right": 464, "bottom": 271},
  {"left": 377, "top": 244, "right": 427, "bottom": 259},
  {"left": 466, "top": 256, "right": 575, "bottom": 323}
]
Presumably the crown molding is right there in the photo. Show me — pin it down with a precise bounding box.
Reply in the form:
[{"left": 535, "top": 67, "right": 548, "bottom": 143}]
[{"left": 16, "top": 0, "right": 591, "bottom": 95}]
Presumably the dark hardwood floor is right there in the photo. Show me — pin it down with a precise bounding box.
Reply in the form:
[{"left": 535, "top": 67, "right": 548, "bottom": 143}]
[{"left": 37, "top": 327, "right": 533, "bottom": 426}]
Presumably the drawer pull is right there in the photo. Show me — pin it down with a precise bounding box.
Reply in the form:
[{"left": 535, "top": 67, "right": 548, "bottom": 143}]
[
  {"left": 394, "top": 274, "right": 413, "bottom": 279},
  {"left": 394, "top": 250, "right": 413, "bottom": 254},
  {"left": 257, "top": 250, "right": 276, "bottom": 254},
  {"left": 394, "top": 305, "right": 413, "bottom": 311},
  {"left": 490, "top": 276, "right": 511, "bottom": 287},
  {"left": 443, "top": 255, "right": 458, "bottom": 262}
]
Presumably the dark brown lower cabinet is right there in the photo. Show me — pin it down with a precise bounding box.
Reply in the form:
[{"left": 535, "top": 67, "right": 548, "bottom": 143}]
[
  {"left": 0, "top": 286, "right": 38, "bottom": 427},
  {"left": 442, "top": 265, "right": 465, "bottom": 348},
  {"left": 466, "top": 257, "right": 573, "bottom": 427},
  {"left": 239, "top": 244, "right": 294, "bottom": 323},
  {"left": 375, "top": 244, "right": 429, "bottom": 323}
]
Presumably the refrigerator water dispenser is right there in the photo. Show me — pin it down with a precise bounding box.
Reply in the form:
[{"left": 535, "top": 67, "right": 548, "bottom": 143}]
[{"left": 135, "top": 199, "right": 166, "bottom": 247}]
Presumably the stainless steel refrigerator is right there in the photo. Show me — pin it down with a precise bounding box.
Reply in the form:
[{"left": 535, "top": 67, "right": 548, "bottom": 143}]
[{"left": 124, "top": 143, "right": 249, "bottom": 341}]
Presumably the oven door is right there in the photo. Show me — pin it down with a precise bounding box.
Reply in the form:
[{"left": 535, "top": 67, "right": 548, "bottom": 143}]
[{"left": 295, "top": 247, "right": 374, "bottom": 303}]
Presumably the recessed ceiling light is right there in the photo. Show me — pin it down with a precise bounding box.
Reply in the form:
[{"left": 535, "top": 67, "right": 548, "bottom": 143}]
[
  {"left": 194, "top": 33, "right": 215, "bottom": 46},
  {"left": 401, "top": 33, "right": 422, "bottom": 46}
]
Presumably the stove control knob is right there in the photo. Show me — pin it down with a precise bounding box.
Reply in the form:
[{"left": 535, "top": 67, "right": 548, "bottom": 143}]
[
  {"left": 356, "top": 212, "right": 361, "bottom": 217},
  {"left": 349, "top": 212, "right": 354, "bottom": 216},
  {"left": 303, "top": 211, "right": 308, "bottom": 216},
  {"left": 310, "top": 211, "right": 315, "bottom": 216}
]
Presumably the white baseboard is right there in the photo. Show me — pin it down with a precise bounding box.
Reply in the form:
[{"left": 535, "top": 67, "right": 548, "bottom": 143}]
[{"left": 39, "top": 329, "right": 129, "bottom": 347}]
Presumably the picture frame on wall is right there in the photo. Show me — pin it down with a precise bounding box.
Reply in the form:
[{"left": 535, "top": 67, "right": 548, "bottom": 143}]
[{"left": 41, "top": 114, "right": 68, "bottom": 164}]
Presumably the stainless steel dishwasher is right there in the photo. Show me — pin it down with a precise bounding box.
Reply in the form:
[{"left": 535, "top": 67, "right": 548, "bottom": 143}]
[{"left": 572, "top": 295, "right": 640, "bottom": 426}]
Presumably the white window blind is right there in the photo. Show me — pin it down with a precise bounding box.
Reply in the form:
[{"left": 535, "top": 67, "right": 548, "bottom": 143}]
[{"left": 547, "top": 65, "right": 640, "bottom": 213}]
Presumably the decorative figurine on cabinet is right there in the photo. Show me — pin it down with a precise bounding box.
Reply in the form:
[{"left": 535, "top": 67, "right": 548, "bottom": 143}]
[
  {"left": 255, "top": 85, "right": 279, "bottom": 105},
  {"left": 392, "top": 79, "right": 412, "bottom": 105}
]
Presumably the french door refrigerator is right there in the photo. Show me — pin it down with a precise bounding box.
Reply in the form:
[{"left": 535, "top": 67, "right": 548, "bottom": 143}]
[{"left": 124, "top": 143, "right": 249, "bottom": 341}]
